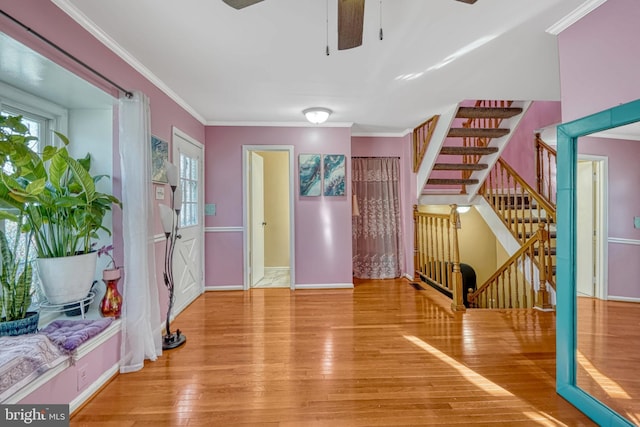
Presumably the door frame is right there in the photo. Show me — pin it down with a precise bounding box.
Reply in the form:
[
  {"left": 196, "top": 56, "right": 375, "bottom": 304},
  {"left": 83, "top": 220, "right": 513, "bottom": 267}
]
[
  {"left": 171, "top": 126, "right": 205, "bottom": 314},
  {"left": 242, "top": 145, "right": 295, "bottom": 290},
  {"left": 577, "top": 153, "right": 608, "bottom": 300}
]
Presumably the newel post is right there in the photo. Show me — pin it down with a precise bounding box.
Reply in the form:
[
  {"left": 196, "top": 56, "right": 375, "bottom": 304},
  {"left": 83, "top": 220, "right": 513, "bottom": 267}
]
[
  {"left": 535, "top": 222, "right": 553, "bottom": 311},
  {"left": 449, "top": 204, "right": 466, "bottom": 312}
]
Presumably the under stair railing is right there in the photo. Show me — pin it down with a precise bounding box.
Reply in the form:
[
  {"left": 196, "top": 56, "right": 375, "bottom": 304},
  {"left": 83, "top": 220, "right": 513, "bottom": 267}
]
[
  {"left": 535, "top": 133, "right": 557, "bottom": 206},
  {"left": 459, "top": 100, "right": 513, "bottom": 193},
  {"left": 412, "top": 115, "right": 440, "bottom": 173},
  {"left": 467, "top": 223, "right": 552, "bottom": 309},
  {"left": 413, "top": 204, "right": 465, "bottom": 311}
]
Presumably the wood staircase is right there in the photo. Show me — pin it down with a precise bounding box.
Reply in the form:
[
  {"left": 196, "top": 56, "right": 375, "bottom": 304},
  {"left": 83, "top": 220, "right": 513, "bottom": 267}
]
[
  {"left": 417, "top": 100, "right": 529, "bottom": 205},
  {"left": 412, "top": 102, "right": 558, "bottom": 311}
]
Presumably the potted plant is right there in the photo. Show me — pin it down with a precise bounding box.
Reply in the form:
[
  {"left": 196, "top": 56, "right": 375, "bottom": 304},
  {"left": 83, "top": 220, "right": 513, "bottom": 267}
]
[
  {"left": 0, "top": 115, "right": 122, "bottom": 305},
  {"left": 0, "top": 216, "right": 38, "bottom": 336}
]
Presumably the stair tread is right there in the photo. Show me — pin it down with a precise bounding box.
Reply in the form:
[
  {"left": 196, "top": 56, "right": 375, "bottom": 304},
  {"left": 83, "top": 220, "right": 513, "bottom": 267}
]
[
  {"left": 433, "top": 163, "right": 488, "bottom": 171},
  {"left": 448, "top": 128, "right": 510, "bottom": 138},
  {"left": 427, "top": 178, "right": 479, "bottom": 185},
  {"left": 440, "top": 146, "right": 499, "bottom": 155},
  {"left": 456, "top": 106, "right": 523, "bottom": 119}
]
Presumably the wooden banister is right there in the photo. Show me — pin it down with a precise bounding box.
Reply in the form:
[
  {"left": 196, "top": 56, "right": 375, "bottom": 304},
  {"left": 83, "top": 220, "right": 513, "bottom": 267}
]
[
  {"left": 412, "top": 115, "right": 439, "bottom": 173},
  {"left": 413, "top": 204, "right": 465, "bottom": 311},
  {"left": 535, "top": 133, "right": 557, "bottom": 206},
  {"left": 467, "top": 223, "right": 552, "bottom": 309}
]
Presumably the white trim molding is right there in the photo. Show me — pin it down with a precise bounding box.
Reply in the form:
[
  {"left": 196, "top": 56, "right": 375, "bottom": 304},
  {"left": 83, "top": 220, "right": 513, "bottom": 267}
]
[
  {"left": 546, "top": 0, "right": 608, "bottom": 35},
  {"left": 608, "top": 237, "right": 640, "bottom": 246},
  {"left": 205, "top": 226, "right": 244, "bottom": 233},
  {"left": 51, "top": 0, "right": 205, "bottom": 124},
  {"left": 206, "top": 285, "right": 244, "bottom": 291},
  {"left": 295, "top": 283, "right": 354, "bottom": 290},
  {"left": 607, "top": 295, "right": 640, "bottom": 303}
]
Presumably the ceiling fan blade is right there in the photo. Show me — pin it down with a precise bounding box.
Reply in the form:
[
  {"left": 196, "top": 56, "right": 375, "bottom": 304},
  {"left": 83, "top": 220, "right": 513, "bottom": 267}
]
[
  {"left": 455, "top": 0, "right": 478, "bottom": 4},
  {"left": 338, "top": 0, "right": 365, "bottom": 50},
  {"left": 222, "top": 0, "right": 264, "bottom": 9}
]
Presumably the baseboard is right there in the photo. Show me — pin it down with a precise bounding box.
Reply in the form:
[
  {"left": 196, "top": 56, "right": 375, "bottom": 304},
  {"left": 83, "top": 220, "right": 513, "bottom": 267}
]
[
  {"left": 205, "top": 285, "right": 244, "bottom": 291},
  {"left": 69, "top": 363, "right": 119, "bottom": 414},
  {"left": 607, "top": 295, "right": 640, "bottom": 303},
  {"left": 295, "top": 283, "right": 354, "bottom": 290},
  {"left": 403, "top": 273, "right": 413, "bottom": 281}
]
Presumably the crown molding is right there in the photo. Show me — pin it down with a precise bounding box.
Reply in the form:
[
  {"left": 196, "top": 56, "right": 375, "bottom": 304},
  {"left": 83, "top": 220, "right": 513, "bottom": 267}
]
[
  {"left": 352, "top": 128, "right": 412, "bottom": 138},
  {"left": 207, "top": 121, "right": 354, "bottom": 128},
  {"left": 546, "top": 0, "right": 608, "bottom": 35},
  {"left": 52, "top": 0, "right": 206, "bottom": 124}
]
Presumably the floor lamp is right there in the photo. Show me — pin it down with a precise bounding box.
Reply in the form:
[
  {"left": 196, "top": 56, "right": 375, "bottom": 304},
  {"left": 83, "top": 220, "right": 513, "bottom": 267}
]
[{"left": 159, "top": 161, "right": 186, "bottom": 350}]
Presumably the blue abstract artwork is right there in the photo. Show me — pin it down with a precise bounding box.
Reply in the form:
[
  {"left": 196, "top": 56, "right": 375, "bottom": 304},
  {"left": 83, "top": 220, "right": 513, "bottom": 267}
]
[
  {"left": 299, "top": 154, "right": 321, "bottom": 196},
  {"left": 323, "top": 154, "right": 345, "bottom": 196},
  {"left": 151, "top": 135, "right": 169, "bottom": 183}
]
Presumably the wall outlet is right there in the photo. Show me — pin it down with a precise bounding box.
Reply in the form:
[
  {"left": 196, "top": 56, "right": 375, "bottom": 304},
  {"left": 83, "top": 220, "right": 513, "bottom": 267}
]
[
  {"left": 205, "top": 203, "right": 216, "bottom": 216},
  {"left": 77, "top": 364, "right": 89, "bottom": 391},
  {"left": 635, "top": 217, "right": 640, "bottom": 229}
]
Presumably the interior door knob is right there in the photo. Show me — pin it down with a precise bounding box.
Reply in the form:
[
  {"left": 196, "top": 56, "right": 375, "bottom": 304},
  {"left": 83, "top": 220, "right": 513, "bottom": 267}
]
[{"left": 262, "top": 221, "right": 267, "bottom": 226}]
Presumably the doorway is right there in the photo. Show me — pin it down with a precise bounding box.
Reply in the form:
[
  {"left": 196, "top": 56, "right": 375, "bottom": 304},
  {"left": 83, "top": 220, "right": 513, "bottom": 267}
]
[
  {"left": 576, "top": 155, "right": 608, "bottom": 299},
  {"left": 243, "top": 146, "right": 295, "bottom": 290},
  {"left": 171, "top": 127, "right": 205, "bottom": 315}
]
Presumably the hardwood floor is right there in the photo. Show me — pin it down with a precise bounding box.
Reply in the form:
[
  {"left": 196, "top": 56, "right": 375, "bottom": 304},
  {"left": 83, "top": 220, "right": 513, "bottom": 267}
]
[
  {"left": 577, "top": 296, "right": 640, "bottom": 424},
  {"left": 71, "top": 278, "right": 596, "bottom": 426}
]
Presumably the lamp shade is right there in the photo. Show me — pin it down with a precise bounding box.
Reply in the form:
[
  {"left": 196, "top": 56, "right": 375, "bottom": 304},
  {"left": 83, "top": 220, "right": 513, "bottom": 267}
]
[
  {"left": 303, "top": 107, "right": 332, "bottom": 124},
  {"left": 159, "top": 203, "right": 176, "bottom": 235},
  {"left": 165, "top": 160, "right": 178, "bottom": 187},
  {"left": 174, "top": 187, "right": 183, "bottom": 213}
]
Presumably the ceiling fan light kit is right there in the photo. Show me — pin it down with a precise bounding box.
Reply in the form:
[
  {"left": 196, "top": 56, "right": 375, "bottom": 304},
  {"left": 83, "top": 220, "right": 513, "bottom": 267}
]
[{"left": 303, "top": 108, "right": 332, "bottom": 124}]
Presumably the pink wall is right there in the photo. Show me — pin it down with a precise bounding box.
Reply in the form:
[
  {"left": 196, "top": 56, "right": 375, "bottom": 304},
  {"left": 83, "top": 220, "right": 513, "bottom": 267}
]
[
  {"left": 19, "top": 332, "right": 121, "bottom": 405},
  {"left": 205, "top": 126, "right": 353, "bottom": 286},
  {"left": 0, "top": 0, "right": 206, "bottom": 403},
  {"left": 500, "top": 101, "right": 561, "bottom": 188},
  {"left": 558, "top": 0, "right": 640, "bottom": 122},
  {"left": 351, "top": 135, "right": 416, "bottom": 277},
  {"left": 558, "top": 0, "right": 640, "bottom": 299}
]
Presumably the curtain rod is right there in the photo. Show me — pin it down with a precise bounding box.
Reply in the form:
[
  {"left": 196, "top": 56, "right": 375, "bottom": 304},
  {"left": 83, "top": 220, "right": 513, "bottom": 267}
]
[
  {"left": 352, "top": 156, "right": 400, "bottom": 159},
  {"left": 0, "top": 9, "right": 133, "bottom": 99}
]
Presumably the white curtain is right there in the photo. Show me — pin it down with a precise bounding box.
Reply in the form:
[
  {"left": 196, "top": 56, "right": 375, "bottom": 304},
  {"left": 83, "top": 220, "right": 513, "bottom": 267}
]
[
  {"left": 352, "top": 157, "right": 403, "bottom": 279},
  {"left": 119, "top": 92, "right": 162, "bottom": 372}
]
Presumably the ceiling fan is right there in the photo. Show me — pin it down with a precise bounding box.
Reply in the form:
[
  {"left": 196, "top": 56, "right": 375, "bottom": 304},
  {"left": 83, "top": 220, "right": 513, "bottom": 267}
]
[{"left": 222, "top": 0, "right": 478, "bottom": 50}]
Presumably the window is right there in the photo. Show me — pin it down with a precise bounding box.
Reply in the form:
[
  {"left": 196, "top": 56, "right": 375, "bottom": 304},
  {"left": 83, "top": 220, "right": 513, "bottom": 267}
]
[{"left": 179, "top": 152, "right": 199, "bottom": 229}]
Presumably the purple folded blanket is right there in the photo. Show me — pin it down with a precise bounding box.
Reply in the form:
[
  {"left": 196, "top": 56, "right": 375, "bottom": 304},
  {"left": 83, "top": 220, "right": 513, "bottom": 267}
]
[{"left": 39, "top": 318, "right": 114, "bottom": 353}]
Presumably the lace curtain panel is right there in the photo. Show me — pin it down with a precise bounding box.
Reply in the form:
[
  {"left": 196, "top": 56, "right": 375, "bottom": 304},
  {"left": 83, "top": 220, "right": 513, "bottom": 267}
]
[{"left": 352, "top": 157, "right": 403, "bottom": 279}]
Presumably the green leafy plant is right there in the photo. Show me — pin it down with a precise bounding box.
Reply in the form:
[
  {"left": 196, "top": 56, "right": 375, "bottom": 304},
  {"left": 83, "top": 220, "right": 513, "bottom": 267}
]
[
  {"left": 0, "top": 222, "right": 33, "bottom": 322},
  {"left": 0, "top": 115, "right": 122, "bottom": 259}
]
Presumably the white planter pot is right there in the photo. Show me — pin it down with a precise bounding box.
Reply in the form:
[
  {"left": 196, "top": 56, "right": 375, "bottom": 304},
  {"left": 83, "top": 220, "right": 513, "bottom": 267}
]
[{"left": 37, "top": 252, "right": 98, "bottom": 305}]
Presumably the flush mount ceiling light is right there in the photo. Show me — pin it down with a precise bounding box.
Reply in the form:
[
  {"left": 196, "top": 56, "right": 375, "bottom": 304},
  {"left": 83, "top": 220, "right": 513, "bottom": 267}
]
[{"left": 303, "top": 107, "right": 332, "bottom": 124}]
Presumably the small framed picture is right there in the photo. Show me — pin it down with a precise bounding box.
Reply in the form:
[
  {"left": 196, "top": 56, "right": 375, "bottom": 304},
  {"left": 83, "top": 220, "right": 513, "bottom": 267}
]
[
  {"left": 151, "top": 135, "right": 169, "bottom": 183},
  {"left": 323, "top": 154, "right": 345, "bottom": 196},
  {"left": 299, "top": 154, "right": 321, "bottom": 196}
]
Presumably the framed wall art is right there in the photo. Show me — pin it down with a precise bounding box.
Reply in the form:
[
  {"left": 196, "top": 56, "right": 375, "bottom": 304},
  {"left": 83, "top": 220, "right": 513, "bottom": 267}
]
[
  {"left": 151, "top": 135, "right": 169, "bottom": 183},
  {"left": 323, "top": 154, "right": 345, "bottom": 196},
  {"left": 299, "top": 154, "right": 321, "bottom": 196}
]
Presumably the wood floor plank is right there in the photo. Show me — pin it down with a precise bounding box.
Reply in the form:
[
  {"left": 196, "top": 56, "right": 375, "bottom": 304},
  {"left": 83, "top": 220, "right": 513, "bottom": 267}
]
[{"left": 71, "top": 279, "right": 596, "bottom": 426}]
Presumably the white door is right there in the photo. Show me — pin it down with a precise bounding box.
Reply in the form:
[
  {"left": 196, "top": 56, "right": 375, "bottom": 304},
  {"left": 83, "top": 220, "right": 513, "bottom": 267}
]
[
  {"left": 576, "top": 160, "right": 595, "bottom": 297},
  {"left": 251, "top": 152, "right": 265, "bottom": 286},
  {"left": 172, "top": 129, "right": 204, "bottom": 314}
]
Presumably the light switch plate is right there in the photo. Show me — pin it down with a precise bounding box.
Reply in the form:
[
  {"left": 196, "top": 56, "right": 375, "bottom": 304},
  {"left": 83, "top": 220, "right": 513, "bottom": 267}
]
[
  {"left": 634, "top": 216, "right": 640, "bottom": 229},
  {"left": 155, "top": 186, "right": 165, "bottom": 200},
  {"left": 205, "top": 203, "right": 216, "bottom": 216}
]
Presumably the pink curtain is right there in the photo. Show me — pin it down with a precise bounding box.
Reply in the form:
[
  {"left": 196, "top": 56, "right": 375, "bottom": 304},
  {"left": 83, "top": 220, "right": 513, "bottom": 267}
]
[{"left": 352, "top": 157, "right": 403, "bottom": 279}]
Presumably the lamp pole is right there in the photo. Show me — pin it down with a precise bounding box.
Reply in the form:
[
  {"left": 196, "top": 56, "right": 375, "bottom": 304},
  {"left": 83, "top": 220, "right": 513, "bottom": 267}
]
[{"left": 160, "top": 161, "right": 186, "bottom": 350}]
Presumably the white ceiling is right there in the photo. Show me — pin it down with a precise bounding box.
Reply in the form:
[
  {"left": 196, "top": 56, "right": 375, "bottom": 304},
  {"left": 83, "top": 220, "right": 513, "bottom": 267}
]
[{"left": 53, "top": 0, "right": 591, "bottom": 134}]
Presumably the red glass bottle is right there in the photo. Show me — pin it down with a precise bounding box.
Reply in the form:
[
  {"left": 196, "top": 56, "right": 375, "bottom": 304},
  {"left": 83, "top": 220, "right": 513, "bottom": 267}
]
[{"left": 100, "top": 268, "right": 123, "bottom": 318}]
